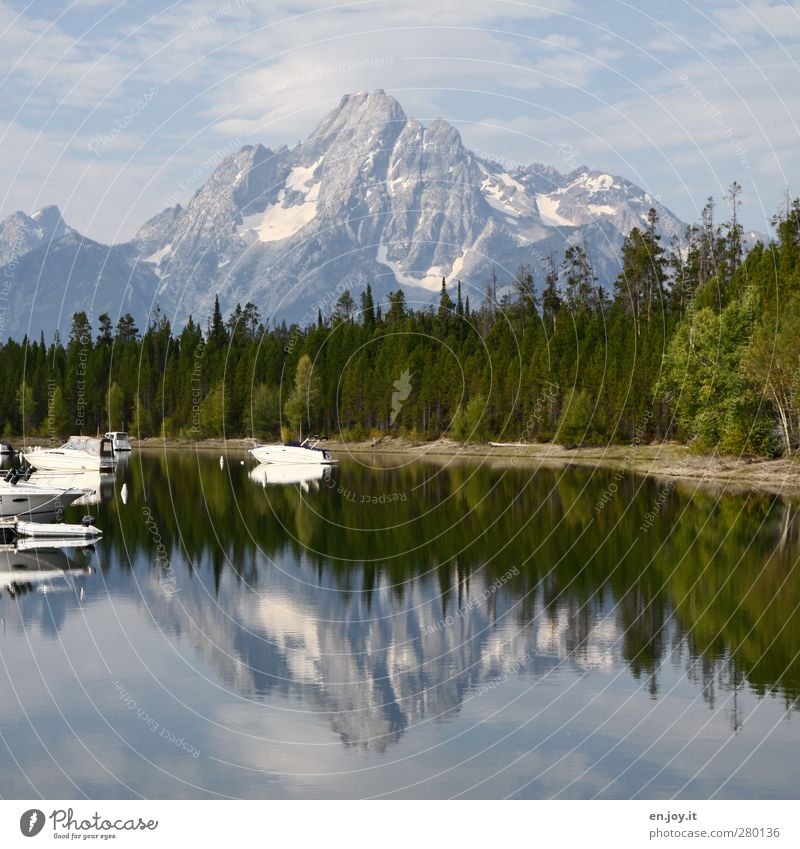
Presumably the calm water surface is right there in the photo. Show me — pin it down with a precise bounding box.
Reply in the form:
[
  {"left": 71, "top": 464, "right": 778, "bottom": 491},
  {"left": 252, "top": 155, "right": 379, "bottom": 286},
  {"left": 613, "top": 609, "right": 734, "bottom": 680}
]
[{"left": 1, "top": 449, "right": 798, "bottom": 799}]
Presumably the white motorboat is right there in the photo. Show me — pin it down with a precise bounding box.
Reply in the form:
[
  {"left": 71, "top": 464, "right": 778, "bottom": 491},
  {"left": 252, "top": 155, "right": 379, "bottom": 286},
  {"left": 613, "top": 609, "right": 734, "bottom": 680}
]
[
  {"left": 0, "top": 470, "right": 85, "bottom": 518},
  {"left": 249, "top": 463, "right": 330, "bottom": 491},
  {"left": 105, "top": 431, "right": 132, "bottom": 452},
  {"left": 249, "top": 438, "right": 335, "bottom": 466},
  {"left": 14, "top": 519, "right": 102, "bottom": 540},
  {"left": 22, "top": 435, "right": 116, "bottom": 472}
]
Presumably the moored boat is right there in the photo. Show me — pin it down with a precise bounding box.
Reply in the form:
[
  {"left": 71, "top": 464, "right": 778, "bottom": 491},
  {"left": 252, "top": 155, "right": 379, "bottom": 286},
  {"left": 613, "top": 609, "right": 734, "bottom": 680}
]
[
  {"left": 0, "top": 474, "right": 85, "bottom": 518},
  {"left": 105, "top": 431, "right": 132, "bottom": 452},
  {"left": 14, "top": 518, "right": 102, "bottom": 539},
  {"left": 21, "top": 435, "right": 116, "bottom": 472},
  {"left": 249, "top": 438, "right": 335, "bottom": 466}
]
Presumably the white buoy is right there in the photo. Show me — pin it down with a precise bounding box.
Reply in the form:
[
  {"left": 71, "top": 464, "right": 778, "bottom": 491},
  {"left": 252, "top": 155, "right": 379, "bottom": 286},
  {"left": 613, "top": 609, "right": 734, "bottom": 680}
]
[
  {"left": 240, "top": 460, "right": 244, "bottom": 465},
  {"left": 121, "top": 483, "right": 128, "bottom": 504},
  {"left": 220, "top": 456, "right": 224, "bottom": 469}
]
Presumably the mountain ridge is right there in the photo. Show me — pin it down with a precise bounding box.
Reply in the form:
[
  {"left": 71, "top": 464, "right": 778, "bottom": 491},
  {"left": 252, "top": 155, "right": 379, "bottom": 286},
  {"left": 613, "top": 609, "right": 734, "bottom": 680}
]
[{"left": 1, "top": 89, "right": 695, "bottom": 338}]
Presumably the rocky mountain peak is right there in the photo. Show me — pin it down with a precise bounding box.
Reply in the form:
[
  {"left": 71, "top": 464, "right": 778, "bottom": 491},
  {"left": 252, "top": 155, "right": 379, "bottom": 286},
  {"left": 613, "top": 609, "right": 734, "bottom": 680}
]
[
  {"left": 0, "top": 204, "right": 70, "bottom": 267},
  {"left": 424, "top": 118, "right": 463, "bottom": 149},
  {"left": 30, "top": 204, "right": 66, "bottom": 234},
  {"left": 310, "top": 89, "right": 407, "bottom": 144},
  {"left": 0, "top": 92, "right": 692, "bottom": 339}
]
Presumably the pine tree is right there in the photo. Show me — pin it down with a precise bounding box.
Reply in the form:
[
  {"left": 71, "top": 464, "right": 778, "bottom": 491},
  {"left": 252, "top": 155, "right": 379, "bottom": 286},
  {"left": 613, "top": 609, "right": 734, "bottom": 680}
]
[
  {"left": 438, "top": 278, "right": 454, "bottom": 321},
  {"left": 725, "top": 181, "right": 743, "bottom": 279},
  {"left": 335, "top": 290, "right": 355, "bottom": 322},
  {"left": 542, "top": 255, "right": 561, "bottom": 331},
  {"left": 514, "top": 263, "right": 536, "bottom": 328},
  {"left": 208, "top": 294, "right": 228, "bottom": 347},
  {"left": 614, "top": 213, "right": 666, "bottom": 333},
  {"left": 562, "top": 245, "right": 596, "bottom": 312},
  {"left": 360, "top": 284, "right": 376, "bottom": 329},
  {"left": 387, "top": 290, "right": 406, "bottom": 323}
]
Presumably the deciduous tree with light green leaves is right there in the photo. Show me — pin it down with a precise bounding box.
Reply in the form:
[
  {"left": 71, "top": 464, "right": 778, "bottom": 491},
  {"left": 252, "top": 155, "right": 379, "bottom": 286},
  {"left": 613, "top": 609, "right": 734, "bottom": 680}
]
[{"left": 284, "top": 354, "right": 321, "bottom": 439}]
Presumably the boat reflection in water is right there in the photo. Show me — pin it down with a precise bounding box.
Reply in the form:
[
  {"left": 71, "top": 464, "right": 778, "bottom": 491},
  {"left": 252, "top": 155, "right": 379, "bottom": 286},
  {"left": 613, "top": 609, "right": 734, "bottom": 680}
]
[
  {"left": 248, "top": 462, "right": 331, "bottom": 492},
  {"left": 29, "top": 469, "right": 116, "bottom": 507},
  {"left": 0, "top": 540, "right": 96, "bottom": 599}
]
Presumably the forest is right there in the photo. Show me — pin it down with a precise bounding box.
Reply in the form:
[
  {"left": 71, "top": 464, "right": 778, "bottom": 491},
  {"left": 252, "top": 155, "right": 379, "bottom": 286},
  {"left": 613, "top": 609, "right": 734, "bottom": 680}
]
[{"left": 2, "top": 189, "right": 799, "bottom": 458}]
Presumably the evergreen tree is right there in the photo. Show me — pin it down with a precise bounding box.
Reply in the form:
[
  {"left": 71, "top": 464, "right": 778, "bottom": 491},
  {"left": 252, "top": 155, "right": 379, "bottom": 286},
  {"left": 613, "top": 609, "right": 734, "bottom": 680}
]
[
  {"left": 360, "top": 284, "right": 376, "bottom": 329},
  {"left": 542, "top": 255, "right": 562, "bottom": 331},
  {"left": 562, "top": 245, "right": 596, "bottom": 312},
  {"left": 438, "top": 278, "right": 454, "bottom": 321},
  {"left": 115, "top": 314, "right": 139, "bottom": 343},
  {"left": 614, "top": 211, "right": 666, "bottom": 333},
  {"left": 335, "top": 290, "right": 355, "bottom": 322},
  {"left": 387, "top": 290, "right": 406, "bottom": 324},
  {"left": 208, "top": 295, "right": 228, "bottom": 347},
  {"left": 514, "top": 263, "right": 536, "bottom": 327}
]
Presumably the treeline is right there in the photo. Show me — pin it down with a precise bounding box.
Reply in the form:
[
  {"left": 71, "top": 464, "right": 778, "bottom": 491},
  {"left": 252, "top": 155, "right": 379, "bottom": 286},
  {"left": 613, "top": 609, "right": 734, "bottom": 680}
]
[{"left": 2, "top": 190, "right": 799, "bottom": 456}]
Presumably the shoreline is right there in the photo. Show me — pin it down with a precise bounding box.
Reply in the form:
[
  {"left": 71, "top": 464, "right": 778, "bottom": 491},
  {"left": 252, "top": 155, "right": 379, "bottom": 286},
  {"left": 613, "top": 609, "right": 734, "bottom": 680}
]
[{"left": 130, "top": 436, "right": 800, "bottom": 498}]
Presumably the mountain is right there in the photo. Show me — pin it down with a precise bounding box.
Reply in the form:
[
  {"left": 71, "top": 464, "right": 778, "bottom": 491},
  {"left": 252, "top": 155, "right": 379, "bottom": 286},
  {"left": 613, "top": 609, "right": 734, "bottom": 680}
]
[
  {"left": 0, "top": 228, "right": 160, "bottom": 340},
  {"left": 0, "top": 90, "right": 690, "bottom": 339},
  {"left": 0, "top": 205, "right": 72, "bottom": 267}
]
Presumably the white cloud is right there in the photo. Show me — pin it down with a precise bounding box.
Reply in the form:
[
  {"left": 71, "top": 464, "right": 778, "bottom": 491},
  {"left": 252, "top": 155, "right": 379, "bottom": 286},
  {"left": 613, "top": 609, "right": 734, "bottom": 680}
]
[
  {"left": 713, "top": 1, "right": 800, "bottom": 42},
  {"left": 0, "top": 0, "right": 798, "bottom": 240}
]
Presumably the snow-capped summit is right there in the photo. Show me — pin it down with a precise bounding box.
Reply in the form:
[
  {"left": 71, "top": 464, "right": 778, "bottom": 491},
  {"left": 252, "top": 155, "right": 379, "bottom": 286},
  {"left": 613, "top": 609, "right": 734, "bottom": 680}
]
[{"left": 0, "top": 91, "right": 691, "bottom": 338}]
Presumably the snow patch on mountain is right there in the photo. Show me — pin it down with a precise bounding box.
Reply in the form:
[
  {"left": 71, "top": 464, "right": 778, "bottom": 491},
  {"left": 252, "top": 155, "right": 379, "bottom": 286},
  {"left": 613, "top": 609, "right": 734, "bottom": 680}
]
[
  {"left": 243, "top": 193, "right": 319, "bottom": 243},
  {"left": 376, "top": 243, "right": 466, "bottom": 292},
  {"left": 574, "top": 173, "right": 617, "bottom": 193},
  {"left": 144, "top": 242, "right": 172, "bottom": 264},
  {"left": 536, "top": 194, "right": 575, "bottom": 227},
  {"left": 241, "top": 157, "right": 323, "bottom": 242}
]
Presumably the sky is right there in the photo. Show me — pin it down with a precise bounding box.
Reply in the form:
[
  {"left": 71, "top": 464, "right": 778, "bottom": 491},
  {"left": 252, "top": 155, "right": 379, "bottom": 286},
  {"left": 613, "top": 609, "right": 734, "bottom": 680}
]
[{"left": 0, "top": 0, "right": 798, "bottom": 243}]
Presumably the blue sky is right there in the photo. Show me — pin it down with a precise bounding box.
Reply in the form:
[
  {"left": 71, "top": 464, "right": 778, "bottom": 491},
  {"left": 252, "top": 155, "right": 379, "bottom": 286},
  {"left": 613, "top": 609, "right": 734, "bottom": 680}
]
[{"left": 1, "top": 0, "right": 798, "bottom": 242}]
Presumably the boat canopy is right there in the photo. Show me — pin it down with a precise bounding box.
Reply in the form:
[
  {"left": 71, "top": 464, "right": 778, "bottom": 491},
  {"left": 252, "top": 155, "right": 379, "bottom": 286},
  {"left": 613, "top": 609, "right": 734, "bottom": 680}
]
[{"left": 63, "top": 436, "right": 114, "bottom": 458}]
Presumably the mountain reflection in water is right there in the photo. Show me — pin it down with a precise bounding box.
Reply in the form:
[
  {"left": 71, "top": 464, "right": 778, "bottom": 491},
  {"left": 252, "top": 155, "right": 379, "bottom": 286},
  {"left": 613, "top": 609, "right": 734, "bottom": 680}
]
[{"left": 0, "top": 449, "right": 797, "bottom": 798}]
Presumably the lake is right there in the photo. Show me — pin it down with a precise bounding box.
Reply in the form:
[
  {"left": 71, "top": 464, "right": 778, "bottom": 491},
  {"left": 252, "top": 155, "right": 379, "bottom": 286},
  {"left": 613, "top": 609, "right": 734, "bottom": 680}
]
[{"left": 1, "top": 448, "right": 798, "bottom": 799}]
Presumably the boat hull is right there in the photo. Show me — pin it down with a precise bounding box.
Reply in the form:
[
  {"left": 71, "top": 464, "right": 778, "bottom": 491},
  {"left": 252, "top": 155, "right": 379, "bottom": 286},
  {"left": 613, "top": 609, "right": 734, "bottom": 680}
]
[
  {"left": 0, "top": 485, "right": 84, "bottom": 518},
  {"left": 14, "top": 519, "right": 102, "bottom": 539},
  {"left": 249, "top": 445, "right": 335, "bottom": 465},
  {"left": 21, "top": 451, "right": 114, "bottom": 472}
]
